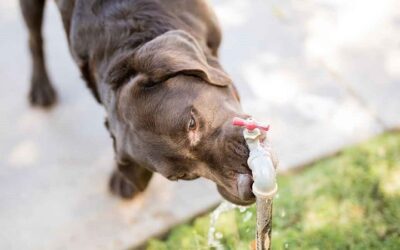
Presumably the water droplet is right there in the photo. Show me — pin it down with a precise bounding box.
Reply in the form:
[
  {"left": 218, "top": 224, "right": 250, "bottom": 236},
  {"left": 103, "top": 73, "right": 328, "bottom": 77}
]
[
  {"left": 239, "top": 206, "right": 247, "bottom": 212},
  {"left": 215, "top": 232, "right": 223, "bottom": 239},
  {"left": 284, "top": 242, "right": 289, "bottom": 249},
  {"left": 243, "top": 211, "right": 253, "bottom": 222}
]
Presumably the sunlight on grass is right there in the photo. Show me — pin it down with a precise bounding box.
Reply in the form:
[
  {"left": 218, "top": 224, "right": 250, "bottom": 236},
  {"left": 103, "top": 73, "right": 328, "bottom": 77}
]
[{"left": 382, "top": 168, "right": 400, "bottom": 196}]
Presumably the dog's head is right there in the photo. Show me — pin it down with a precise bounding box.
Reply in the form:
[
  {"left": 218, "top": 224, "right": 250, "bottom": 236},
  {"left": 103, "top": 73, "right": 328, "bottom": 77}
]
[{"left": 103, "top": 30, "right": 255, "bottom": 205}]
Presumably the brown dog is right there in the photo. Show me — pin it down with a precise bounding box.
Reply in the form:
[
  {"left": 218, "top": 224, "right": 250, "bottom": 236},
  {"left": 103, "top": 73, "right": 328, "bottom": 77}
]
[{"left": 20, "top": 0, "right": 255, "bottom": 205}]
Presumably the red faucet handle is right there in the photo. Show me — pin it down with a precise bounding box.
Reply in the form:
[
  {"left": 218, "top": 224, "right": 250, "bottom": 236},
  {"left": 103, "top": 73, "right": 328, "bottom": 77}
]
[{"left": 232, "top": 117, "right": 270, "bottom": 132}]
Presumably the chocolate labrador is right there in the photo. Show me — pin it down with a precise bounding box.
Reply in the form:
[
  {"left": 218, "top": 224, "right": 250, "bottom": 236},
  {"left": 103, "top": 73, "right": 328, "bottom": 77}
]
[{"left": 20, "top": 0, "right": 255, "bottom": 205}]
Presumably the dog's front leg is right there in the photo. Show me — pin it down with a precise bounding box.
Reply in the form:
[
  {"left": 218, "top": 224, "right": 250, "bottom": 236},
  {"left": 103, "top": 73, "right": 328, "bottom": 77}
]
[{"left": 109, "top": 160, "right": 153, "bottom": 199}]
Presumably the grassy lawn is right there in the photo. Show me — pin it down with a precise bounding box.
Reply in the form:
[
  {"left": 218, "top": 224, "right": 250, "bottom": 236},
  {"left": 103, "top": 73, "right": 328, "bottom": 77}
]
[{"left": 146, "top": 132, "right": 400, "bottom": 250}]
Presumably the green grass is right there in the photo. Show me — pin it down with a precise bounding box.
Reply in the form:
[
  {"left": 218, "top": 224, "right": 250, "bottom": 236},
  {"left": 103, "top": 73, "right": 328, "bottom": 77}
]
[{"left": 146, "top": 132, "right": 400, "bottom": 250}]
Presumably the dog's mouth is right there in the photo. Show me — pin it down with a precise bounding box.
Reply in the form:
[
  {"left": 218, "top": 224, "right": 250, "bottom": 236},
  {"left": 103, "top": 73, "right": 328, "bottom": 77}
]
[{"left": 216, "top": 173, "right": 255, "bottom": 205}]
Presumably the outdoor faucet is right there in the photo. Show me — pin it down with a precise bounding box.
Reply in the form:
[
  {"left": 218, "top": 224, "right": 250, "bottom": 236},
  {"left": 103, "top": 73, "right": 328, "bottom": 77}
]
[
  {"left": 233, "top": 117, "right": 278, "bottom": 250},
  {"left": 233, "top": 117, "right": 277, "bottom": 199}
]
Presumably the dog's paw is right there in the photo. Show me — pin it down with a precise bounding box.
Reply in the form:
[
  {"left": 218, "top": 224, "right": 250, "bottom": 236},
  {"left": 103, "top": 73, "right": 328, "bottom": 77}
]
[
  {"left": 29, "top": 78, "right": 57, "bottom": 108},
  {"left": 109, "top": 170, "right": 137, "bottom": 199}
]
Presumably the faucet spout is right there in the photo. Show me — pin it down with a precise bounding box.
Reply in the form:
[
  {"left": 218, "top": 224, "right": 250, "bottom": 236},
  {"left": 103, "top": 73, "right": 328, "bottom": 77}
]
[
  {"left": 233, "top": 117, "right": 277, "bottom": 199},
  {"left": 245, "top": 130, "right": 277, "bottom": 198}
]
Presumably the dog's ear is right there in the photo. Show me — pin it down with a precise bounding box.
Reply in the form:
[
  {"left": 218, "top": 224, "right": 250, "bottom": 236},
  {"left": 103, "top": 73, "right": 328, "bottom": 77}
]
[{"left": 134, "top": 30, "right": 231, "bottom": 86}]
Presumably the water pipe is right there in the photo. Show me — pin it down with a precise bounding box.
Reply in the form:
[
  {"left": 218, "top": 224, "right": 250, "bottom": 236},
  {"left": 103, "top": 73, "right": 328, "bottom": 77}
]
[{"left": 233, "top": 117, "right": 278, "bottom": 250}]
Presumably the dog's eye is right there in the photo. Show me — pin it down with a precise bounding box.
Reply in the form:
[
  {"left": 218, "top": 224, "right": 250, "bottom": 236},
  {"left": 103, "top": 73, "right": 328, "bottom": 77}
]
[
  {"left": 142, "top": 80, "right": 159, "bottom": 89},
  {"left": 188, "top": 116, "right": 197, "bottom": 130}
]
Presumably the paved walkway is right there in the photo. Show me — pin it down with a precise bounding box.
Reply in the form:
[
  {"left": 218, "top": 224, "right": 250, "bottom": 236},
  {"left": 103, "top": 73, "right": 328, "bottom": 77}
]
[{"left": 0, "top": 0, "right": 399, "bottom": 249}]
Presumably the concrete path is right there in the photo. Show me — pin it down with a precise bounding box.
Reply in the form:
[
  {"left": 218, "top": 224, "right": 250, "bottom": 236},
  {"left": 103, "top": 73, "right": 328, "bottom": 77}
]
[{"left": 0, "top": 0, "right": 399, "bottom": 249}]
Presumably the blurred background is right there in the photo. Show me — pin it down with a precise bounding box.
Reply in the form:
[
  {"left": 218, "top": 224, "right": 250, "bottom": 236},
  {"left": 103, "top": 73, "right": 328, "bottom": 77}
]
[{"left": 0, "top": 0, "right": 399, "bottom": 249}]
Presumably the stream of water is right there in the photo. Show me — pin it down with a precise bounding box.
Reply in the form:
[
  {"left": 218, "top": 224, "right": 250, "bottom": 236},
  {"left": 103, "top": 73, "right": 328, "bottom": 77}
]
[
  {"left": 208, "top": 197, "right": 277, "bottom": 250},
  {"left": 207, "top": 201, "right": 255, "bottom": 249},
  {"left": 207, "top": 201, "right": 245, "bottom": 250}
]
